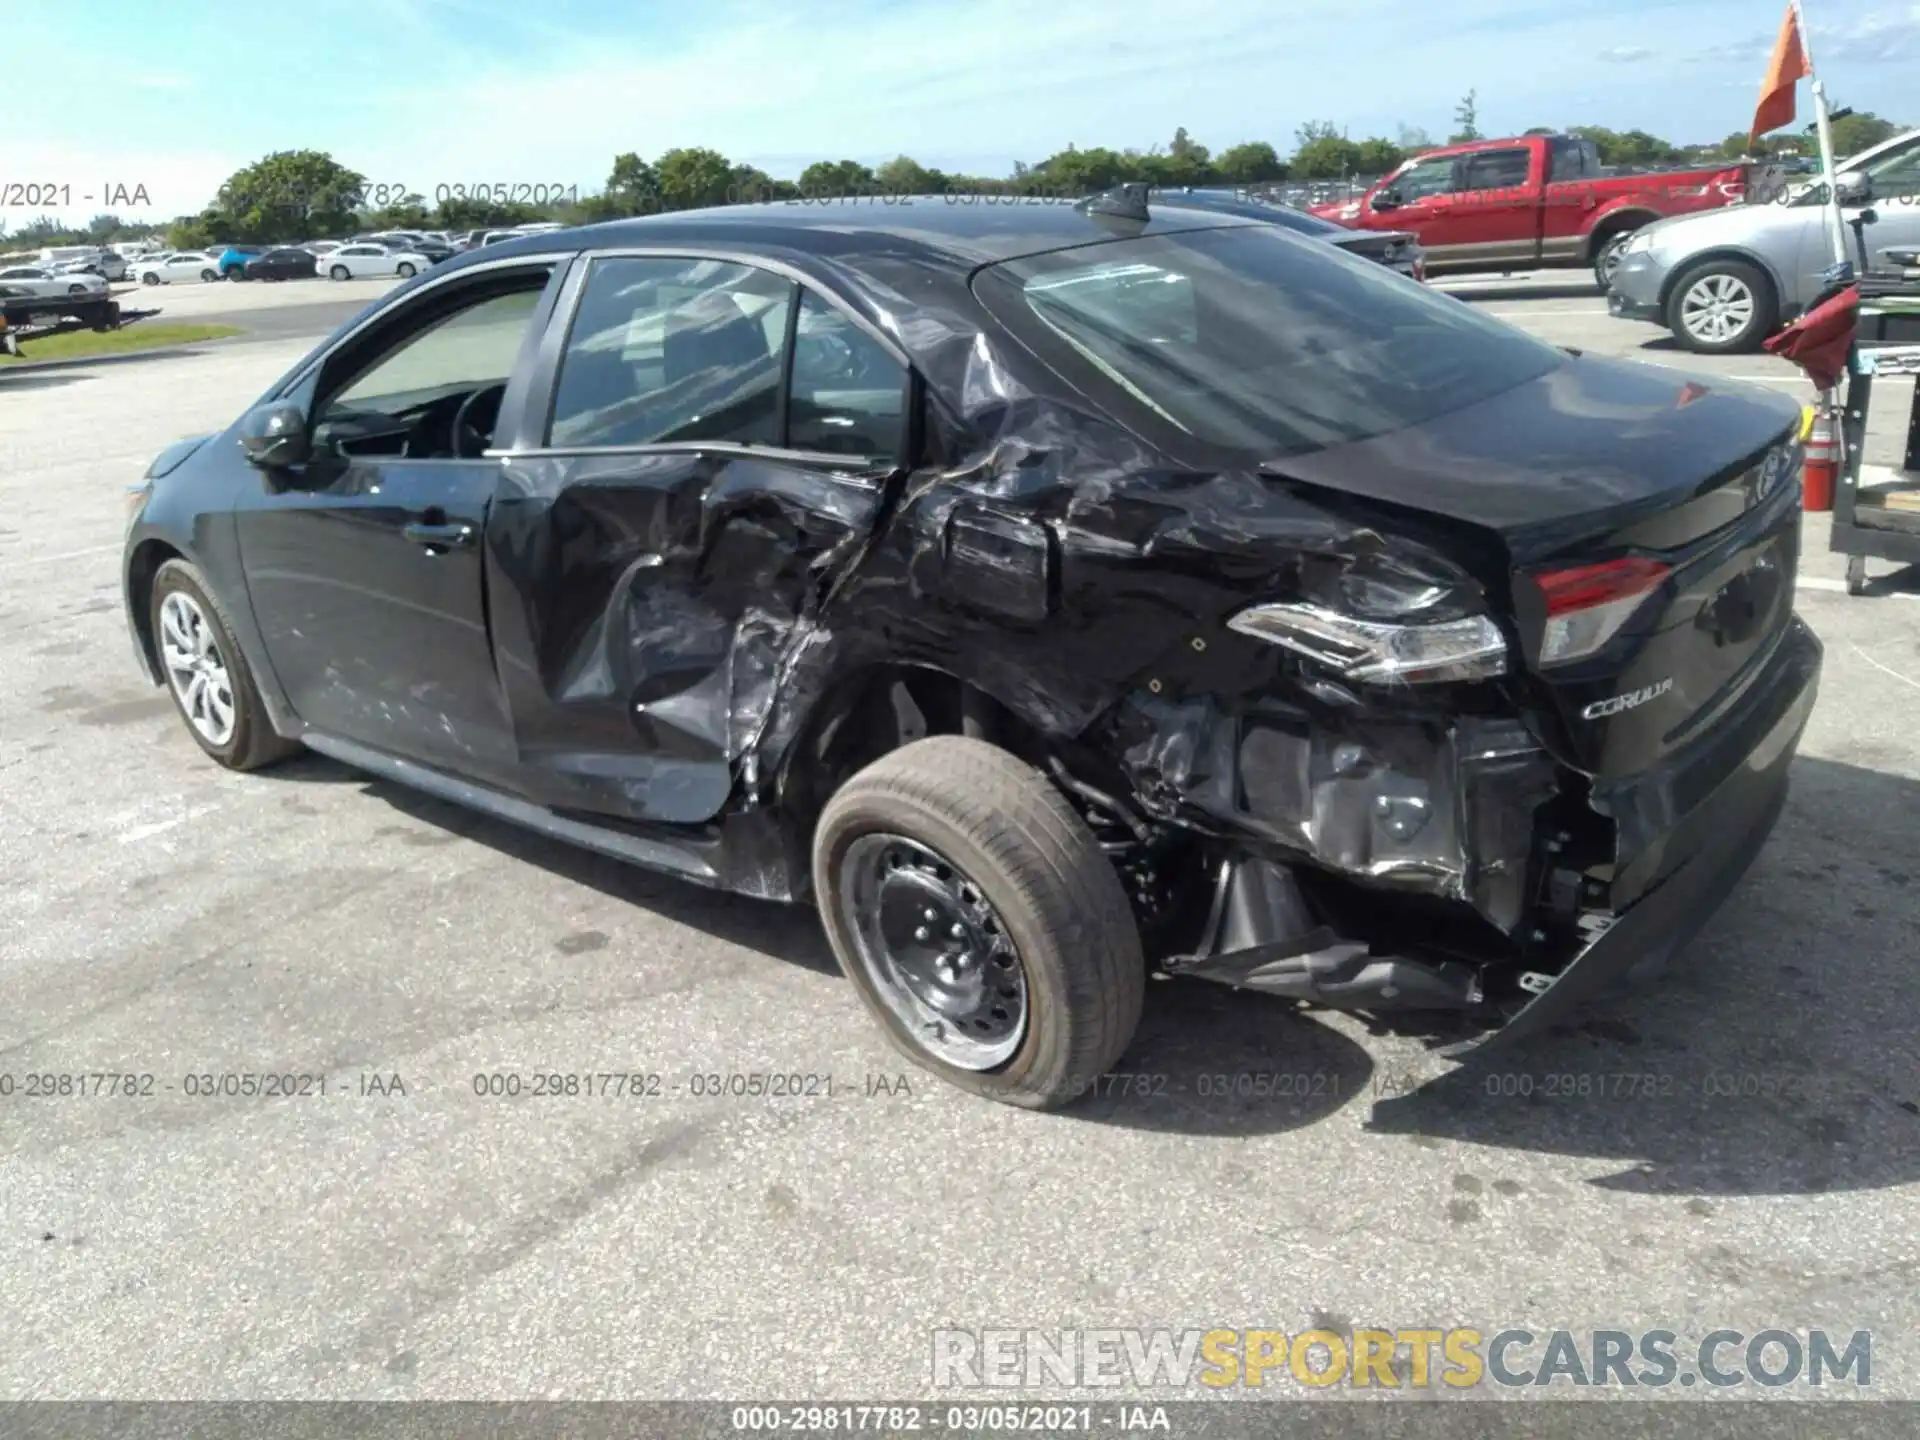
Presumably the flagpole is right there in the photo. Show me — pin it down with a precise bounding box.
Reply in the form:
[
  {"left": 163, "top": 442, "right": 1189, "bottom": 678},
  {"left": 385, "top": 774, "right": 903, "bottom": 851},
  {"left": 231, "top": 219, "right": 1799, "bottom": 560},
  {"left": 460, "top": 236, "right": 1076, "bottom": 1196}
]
[{"left": 1792, "top": 0, "right": 1854, "bottom": 268}]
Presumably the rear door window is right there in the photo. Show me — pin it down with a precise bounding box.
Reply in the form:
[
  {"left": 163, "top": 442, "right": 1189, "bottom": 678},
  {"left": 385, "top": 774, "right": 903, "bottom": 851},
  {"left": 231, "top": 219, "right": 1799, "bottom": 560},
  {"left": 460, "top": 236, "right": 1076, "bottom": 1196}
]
[
  {"left": 788, "top": 291, "right": 906, "bottom": 457},
  {"left": 1460, "top": 147, "right": 1532, "bottom": 191}
]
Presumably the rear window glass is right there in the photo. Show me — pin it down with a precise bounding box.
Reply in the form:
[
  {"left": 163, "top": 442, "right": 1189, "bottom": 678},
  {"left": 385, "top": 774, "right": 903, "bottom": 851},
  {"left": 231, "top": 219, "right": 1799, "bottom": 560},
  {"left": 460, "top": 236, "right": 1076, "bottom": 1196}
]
[{"left": 975, "top": 225, "right": 1564, "bottom": 459}]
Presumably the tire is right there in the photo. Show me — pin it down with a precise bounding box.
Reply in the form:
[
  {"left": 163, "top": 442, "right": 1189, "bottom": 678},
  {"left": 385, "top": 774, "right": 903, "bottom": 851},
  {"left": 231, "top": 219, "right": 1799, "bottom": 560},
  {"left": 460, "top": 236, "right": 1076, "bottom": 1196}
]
[
  {"left": 228, "top": 268, "right": 245, "bottom": 282},
  {"left": 1593, "top": 231, "right": 1634, "bottom": 290},
  {"left": 140, "top": 272, "right": 159, "bottom": 286},
  {"left": 813, "top": 736, "right": 1145, "bottom": 1109},
  {"left": 330, "top": 265, "right": 350, "bottom": 281},
  {"left": 396, "top": 262, "right": 416, "bottom": 278},
  {"left": 1666, "top": 258, "right": 1776, "bottom": 354},
  {"left": 149, "top": 559, "right": 300, "bottom": 772},
  {"left": 200, "top": 269, "right": 217, "bottom": 283}
]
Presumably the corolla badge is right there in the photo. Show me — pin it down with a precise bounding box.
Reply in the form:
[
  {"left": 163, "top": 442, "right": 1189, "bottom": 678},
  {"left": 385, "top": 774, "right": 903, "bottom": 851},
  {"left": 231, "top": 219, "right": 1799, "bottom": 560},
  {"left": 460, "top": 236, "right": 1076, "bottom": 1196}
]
[{"left": 1582, "top": 678, "right": 1674, "bottom": 719}]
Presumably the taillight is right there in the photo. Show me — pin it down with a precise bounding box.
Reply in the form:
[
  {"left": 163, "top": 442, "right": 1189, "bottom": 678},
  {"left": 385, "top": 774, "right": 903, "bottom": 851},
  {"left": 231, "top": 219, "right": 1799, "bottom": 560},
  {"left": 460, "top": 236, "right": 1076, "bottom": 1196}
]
[{"left": 1530, "top": 557, "right": 1671, "bottom": 665}]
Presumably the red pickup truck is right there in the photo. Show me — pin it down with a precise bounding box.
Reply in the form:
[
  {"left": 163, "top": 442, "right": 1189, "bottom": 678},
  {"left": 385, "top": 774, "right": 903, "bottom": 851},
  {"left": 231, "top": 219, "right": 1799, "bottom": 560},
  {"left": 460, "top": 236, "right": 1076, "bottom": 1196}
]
[{"left": 1309, "top": 133, "right": 1749, "bottom": 286}]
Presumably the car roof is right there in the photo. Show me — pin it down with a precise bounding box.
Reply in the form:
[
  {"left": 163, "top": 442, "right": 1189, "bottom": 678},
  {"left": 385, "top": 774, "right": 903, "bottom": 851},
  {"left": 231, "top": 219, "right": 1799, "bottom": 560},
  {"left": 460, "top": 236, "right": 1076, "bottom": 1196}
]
[{"left": 441, "top": 195, "right": 1262, "bottom": 272}]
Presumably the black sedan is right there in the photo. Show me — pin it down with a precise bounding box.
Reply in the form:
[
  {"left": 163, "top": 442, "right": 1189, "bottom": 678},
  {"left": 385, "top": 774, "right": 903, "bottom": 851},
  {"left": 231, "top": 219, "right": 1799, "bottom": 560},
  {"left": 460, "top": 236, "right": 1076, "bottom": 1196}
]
[
  {"left": 243, "top": 247, "right": 320, "bottom": 282},
  {"left": 122, "top": 187, "right": 1819, "bottom": 1107}
]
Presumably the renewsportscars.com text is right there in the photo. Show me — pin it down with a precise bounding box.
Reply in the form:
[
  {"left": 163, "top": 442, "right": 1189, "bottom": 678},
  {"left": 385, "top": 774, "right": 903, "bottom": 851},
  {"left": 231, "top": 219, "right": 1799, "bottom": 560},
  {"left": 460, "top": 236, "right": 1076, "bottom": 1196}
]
[{"left": 931, "top": 1327, "right": 1872, "bottom": 1390}]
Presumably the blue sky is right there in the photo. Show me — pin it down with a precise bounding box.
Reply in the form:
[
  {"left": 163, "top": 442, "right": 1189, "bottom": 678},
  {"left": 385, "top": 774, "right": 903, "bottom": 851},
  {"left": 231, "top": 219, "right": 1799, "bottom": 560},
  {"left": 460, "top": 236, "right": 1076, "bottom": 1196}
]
[{"left": 2, "top": 0, "right": 1917, "bottom": 225}]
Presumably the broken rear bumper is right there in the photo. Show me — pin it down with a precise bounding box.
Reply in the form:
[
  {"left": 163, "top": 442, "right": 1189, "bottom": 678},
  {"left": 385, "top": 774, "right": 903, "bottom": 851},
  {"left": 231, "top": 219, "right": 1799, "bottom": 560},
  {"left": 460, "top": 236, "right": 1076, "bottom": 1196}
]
[
  {"left": 1448, "top": 613, "right": 1820, "bottom": 1053},
  {"left": 1166, "top": 614, "right": 1821, "bottom": 1048}
]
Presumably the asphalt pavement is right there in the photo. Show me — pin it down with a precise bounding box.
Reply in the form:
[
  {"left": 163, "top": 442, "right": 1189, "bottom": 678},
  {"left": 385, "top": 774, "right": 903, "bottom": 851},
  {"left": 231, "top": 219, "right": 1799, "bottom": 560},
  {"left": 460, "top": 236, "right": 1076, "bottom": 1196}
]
[{"left": 1, "top": 275, "right": 1917, "bottom": 1412}]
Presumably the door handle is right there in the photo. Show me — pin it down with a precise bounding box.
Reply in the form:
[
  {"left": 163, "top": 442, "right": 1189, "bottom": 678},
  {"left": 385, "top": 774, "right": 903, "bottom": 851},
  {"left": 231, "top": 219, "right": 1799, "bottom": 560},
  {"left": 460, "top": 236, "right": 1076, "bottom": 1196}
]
[{"left": 403, "top": 520, "right": 475, "bottom": 549}]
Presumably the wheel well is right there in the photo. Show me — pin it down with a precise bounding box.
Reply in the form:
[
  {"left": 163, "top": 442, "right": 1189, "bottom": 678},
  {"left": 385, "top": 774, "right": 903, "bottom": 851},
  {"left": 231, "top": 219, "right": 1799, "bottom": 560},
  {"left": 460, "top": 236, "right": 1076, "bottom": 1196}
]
[
  {"left": 126, "top": 538, "right": 183, "bottom": 679},
  {"left": 1586, "top": 211, "right": 1659, "bottom": 261},
  {"left": 778, "top": 665, "right": 1048, "bottom": 842},
  {"left": 1657, "top": 248, "right": 1781, "bottom": 313}
]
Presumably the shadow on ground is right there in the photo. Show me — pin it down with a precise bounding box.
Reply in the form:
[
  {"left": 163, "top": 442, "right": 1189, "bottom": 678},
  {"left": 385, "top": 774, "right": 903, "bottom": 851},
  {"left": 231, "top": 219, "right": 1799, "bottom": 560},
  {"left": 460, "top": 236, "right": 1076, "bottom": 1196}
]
[{"left": 260, "top": 752, "right": 1918, "bottom": 1170}]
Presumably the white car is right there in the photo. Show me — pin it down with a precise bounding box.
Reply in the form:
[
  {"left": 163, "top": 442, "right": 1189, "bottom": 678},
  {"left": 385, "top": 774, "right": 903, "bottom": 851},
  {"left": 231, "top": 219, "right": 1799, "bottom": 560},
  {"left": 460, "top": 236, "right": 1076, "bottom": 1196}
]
[
  {"left": 0, "top": 265, "right": 110, "bottom": 298},
  {"left": 302, "top": 240, "right": 344, "bottom": 259},
  {"left": 50, "top": 250, "right": 129, "bottom": 282},
  {"left": 320, "top": 243, "right": 432, "bottom": 280},
  {"left": 133, "top": 252, "right": 221, "bottom": 286}
]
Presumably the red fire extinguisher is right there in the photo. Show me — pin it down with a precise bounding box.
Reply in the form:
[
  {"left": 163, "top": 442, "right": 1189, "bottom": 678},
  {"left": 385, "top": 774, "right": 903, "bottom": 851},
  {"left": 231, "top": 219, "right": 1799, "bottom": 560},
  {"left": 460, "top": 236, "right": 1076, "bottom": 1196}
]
[{"left": 1800, "top": 401, "right": 1839, "bottom": 513}]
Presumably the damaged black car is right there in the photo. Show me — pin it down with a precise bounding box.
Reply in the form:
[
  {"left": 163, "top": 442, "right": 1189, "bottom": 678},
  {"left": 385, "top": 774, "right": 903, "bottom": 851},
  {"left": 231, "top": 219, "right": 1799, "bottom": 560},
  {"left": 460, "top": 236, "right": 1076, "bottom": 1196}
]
[{"left": 122, "top": 188, "right": 1821, "bottom": 1107}]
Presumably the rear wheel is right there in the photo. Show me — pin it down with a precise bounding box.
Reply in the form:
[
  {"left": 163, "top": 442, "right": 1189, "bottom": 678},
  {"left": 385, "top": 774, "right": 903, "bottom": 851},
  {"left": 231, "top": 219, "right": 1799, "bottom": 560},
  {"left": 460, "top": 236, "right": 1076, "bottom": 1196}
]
[
  {"left": 1593, "top": 231, "right": 1635, "bottom": 289},
  {"left": 140, "top": 272, "right": 160, "bottom": 286},
  {"left": 395, "top": 262, "right": 416, "bottom": 278},
  {"left": 330, "top": 265, "right": 350, "bottom": 281},
  {"left": 1667, "top": 259, "right": 1775, "bottom": 353},
  {"left": 150, "top": 560, "right": 299, "bottom": 772},
  {"left": 200, "top": 269, "right": 217, "bottom": 283},
  {"left": 814, "top": 737, "right": 1145, "bottom": 1109}
]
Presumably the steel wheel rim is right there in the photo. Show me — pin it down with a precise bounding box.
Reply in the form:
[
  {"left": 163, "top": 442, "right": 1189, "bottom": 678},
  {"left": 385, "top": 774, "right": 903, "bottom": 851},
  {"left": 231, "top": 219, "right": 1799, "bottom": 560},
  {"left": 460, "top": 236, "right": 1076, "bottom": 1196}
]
[
  {"left": 158, "top": 591, "right": 236, "bottom": 747},
  {"left": 837, "top": 833, "right": 1028, "bottom": 1070},
  {"left": 1681, "top": 274, "right": 1754, "bottom": 344}
]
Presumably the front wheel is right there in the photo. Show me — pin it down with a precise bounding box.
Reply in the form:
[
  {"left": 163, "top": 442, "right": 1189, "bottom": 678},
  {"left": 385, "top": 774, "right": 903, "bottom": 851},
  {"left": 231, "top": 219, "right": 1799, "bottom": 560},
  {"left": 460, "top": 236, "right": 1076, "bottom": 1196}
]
[
  {"left": 330, "top": 265, "right": 350, "bottom": 281},
  {"left": 813, "top": 737, "right": 1145, "bottom": 1109},
  {"left": 150, "top": 560, "right": 300, "bottom": 772},
  {"left": 1667, "top": 259, "right": 1776, "bottom": 353},
  {"left": 200, "top": 269, "right": 218, "bottom": 283},
  {"left": 141, "top": 272, "right": 160, "bottom": 286}
]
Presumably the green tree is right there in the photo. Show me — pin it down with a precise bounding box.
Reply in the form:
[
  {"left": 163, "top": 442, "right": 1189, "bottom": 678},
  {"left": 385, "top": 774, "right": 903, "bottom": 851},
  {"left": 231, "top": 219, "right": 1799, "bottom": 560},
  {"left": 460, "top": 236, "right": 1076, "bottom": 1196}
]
[
  {"left": 1829, "top": 111, "right": 1899, "bottom": 157},
  {"left": 652, "top": 147, "right": 734, "bottom": 211},
  {"left": 1293, "top": 134, "right": 1364, "bottom": 179},
  {"left": 1396, "top": 122, "right": 1434, "bottom": 150},
  {"left": 1353, "top": 138, "right": 1406, "bottom": 174},
  {"left": 1450, "top": 90, "right": 1481, "bottom": 143},
  {"left": 1570, "top": 125, "right": 1682, "bottom": 167},
  {"left": 215, "top": 150, "right": 366, "bottom": 242},
  {"left": 1215, "top": 141, "right": 1286, "bottom": 184},
  {"left": 1523, "top": 126, "right": 1556, "bottom": 136},
  {"left": 873, "top": 154, "right": 945, "bottom": 195},
  {"left": 604, "top": 152, "right": 661, "bottom": 215},
  {"left": 1160, "top": 126, "right": 1212, "bottom": 185},
  {"left": 798, "top": 158, "right": 878, "bottom": 198}
]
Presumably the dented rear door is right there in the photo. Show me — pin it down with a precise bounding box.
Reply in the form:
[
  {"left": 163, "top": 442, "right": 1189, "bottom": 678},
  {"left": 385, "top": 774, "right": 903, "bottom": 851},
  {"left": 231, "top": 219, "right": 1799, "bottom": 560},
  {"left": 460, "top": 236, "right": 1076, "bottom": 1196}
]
[{"left": 482, "top": 252, "right": 909, "bottom": 825}]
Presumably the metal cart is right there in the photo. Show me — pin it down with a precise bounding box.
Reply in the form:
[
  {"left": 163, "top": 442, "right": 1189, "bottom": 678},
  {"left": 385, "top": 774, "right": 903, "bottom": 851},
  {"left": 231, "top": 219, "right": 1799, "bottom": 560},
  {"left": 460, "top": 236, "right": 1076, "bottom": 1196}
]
[{"left": 1830, "top": 299, "right": 1920, "bottom": 595}]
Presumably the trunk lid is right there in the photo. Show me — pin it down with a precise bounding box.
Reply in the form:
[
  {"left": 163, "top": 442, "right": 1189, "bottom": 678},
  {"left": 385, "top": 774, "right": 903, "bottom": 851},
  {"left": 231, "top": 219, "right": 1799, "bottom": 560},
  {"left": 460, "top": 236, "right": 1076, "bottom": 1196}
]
[{"left": 1270, "top": 354, "right": 1805, "bottom": 783}]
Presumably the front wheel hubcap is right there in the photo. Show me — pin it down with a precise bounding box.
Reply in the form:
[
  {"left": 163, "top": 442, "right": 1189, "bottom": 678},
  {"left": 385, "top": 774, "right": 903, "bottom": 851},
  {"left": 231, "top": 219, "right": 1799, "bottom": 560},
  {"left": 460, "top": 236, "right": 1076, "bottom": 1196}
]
[
  {"left": 838, "top": 834, "right": 1028, "bottom": 1070},
  {"left": 158, "top": 591, "right": 236, "bottom": 747},
  {"left": 1681, "top": 274, "right": 1755, "bottom": 343}
]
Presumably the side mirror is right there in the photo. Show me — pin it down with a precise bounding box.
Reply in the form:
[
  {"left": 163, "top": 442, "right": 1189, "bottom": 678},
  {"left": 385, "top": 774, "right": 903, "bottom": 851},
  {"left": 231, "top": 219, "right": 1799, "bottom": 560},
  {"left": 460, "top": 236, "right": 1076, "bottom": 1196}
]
[
  {"left": 1834, "top": 170, "right": 1874, "bottom": 206},
  {"left": 1370, "top": 189, "right": 1402, "bottom": 212},
  {"left": 239, "top": 402, "right": 310, "bottom": 470}
]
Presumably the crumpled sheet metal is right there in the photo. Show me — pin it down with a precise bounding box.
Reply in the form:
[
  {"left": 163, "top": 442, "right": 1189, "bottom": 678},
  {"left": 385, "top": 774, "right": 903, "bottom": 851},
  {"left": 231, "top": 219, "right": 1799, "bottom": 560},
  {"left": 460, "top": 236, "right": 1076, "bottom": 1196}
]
[
  {"left": 1112, "top": 691, "right": 1557, "bottom": 934},
  {"left": 481, "top": 249, "right": 1468, "bottom": 852}
]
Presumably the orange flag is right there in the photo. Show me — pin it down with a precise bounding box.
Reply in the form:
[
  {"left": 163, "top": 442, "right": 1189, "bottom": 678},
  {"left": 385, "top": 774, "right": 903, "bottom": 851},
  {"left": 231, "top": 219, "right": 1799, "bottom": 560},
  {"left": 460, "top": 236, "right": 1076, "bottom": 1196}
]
[{"left": 1750, "top": 1, "right": 1811, "bottom": 146}]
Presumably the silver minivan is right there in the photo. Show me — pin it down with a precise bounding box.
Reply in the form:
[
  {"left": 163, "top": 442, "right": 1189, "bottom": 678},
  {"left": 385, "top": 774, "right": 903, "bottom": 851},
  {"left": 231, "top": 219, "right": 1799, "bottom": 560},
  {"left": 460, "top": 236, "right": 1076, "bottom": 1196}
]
[{"left": 1609, "top": 128, "right": 1920, "bottom": 352}]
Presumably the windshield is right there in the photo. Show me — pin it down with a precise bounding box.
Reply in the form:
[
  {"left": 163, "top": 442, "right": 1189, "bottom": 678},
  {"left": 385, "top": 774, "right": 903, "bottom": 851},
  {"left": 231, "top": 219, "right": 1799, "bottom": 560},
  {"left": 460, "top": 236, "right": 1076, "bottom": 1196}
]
[{"left": 976, "top": 225, "right": 1563, "bottom": 458}]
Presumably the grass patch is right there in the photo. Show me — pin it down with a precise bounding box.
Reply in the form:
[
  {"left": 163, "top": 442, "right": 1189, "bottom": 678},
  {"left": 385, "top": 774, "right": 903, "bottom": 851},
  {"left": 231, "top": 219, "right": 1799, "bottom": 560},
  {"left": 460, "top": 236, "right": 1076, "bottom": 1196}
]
[{"left": 1, "top": 323, "right": 244, "bottom": 365}]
